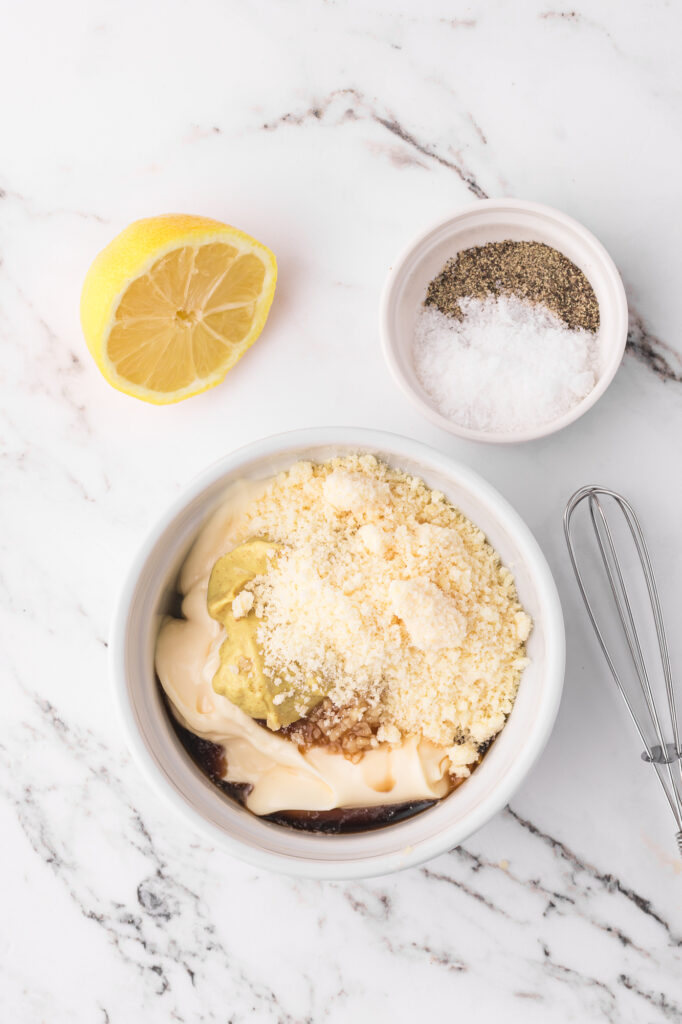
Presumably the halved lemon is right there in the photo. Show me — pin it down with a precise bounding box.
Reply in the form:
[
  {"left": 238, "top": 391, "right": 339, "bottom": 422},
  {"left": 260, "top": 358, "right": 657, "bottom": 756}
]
[{"left": 80, "top": 214, "right": 277, "bottom": 404}]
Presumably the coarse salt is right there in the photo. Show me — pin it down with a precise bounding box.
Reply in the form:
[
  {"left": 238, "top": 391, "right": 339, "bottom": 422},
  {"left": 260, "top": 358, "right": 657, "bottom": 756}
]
[{"left": 413, "top": 294, "right": 599, "bottom": 432}]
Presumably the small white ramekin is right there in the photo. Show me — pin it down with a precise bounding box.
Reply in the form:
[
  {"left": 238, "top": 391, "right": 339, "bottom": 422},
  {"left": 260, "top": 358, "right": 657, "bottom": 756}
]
[
  {"left": 110, "top": 428, "right": 565, "bottom": 879},
  {"left": 380, "top": 199, "right": 628, "bottom": 444}
]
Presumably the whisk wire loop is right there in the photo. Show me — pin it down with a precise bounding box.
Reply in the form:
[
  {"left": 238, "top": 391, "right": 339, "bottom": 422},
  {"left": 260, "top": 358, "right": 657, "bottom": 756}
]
[
  {"left": 564, "top": 486, "right": 682, "bottom": 843},
  {"left": 588, "top": 493, "right": 668, "bottom": 757}
]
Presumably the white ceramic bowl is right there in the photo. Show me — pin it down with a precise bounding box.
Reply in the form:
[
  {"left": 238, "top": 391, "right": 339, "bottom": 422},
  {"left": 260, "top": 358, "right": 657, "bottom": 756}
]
[
  {"left": 111, "top": 427, "right": 565, "bottom": 879},
  {"left": 380, "top": 199, "right": 628, "bottom": 443}
]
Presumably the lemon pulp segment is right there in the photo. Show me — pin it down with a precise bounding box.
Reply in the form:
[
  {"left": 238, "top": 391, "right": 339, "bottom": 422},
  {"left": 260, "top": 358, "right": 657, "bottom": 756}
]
[{"left": 80, "top": 215, "right": 277, "bottom": 403}]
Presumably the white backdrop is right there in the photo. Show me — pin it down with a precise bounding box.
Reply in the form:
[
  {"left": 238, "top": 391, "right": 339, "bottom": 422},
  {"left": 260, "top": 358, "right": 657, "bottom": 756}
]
[{"left": 2, "top": 1, "right": 681, "bottom": 1021}]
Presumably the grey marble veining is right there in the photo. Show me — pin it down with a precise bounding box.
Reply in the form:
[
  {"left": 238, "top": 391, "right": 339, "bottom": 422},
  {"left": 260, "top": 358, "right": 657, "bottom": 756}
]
[{"left": 2, "top": 1, "right": 682, "bottom": 1021}]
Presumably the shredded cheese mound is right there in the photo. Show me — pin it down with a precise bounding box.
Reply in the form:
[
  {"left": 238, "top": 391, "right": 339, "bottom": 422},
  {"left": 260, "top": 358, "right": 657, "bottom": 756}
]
[{"left": 236, "top": 455, "right": 530, "bottom": 755}]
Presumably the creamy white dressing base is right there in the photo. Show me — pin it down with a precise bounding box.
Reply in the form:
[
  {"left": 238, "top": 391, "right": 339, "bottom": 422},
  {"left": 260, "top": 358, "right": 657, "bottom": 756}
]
[{"left": 155, "top": 478, "right": 453, "bottom": 815}]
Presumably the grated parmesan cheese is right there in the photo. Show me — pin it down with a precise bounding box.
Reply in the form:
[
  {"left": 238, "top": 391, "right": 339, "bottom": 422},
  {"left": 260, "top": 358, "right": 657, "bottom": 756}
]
[
  {"left": 229, "top": 455, "right": 530, "bottom": 755},
  {"left": 231, "top": 589, "right": 254, "bottom": 620},
  {"left": 388, "top": 578, "right": 467, "bottom": 650},
  {"left": 322, "top": 470, "right": 391, "bottom": 515}
]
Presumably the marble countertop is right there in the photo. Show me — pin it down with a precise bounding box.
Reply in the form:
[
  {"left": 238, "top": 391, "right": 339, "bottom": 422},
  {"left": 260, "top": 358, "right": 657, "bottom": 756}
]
[{"left": 3, "top": 0, "right": 682, "bottom": 1020}]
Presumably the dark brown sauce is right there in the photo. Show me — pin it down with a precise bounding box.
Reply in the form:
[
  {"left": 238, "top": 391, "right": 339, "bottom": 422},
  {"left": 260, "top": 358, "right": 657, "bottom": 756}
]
[
  {"left": 262, "top": 800, "right": 438, "bottom": 834},
  {"left": 167, "top": 706, "right": 439, "bottom": 834},
  {"left": 170, "top": 712, "right": 252, "bottom": 805}
]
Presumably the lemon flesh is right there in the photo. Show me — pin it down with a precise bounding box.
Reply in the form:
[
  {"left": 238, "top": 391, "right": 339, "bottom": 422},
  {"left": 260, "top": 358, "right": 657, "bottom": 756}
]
[{"left": 80, "top": 215, "right": 277, "bottom": 404}]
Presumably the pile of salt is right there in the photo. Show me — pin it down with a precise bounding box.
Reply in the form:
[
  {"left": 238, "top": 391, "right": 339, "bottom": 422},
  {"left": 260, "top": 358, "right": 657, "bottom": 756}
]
[{"left": 413, "top": 293, "right": 598, "bottom": 433}]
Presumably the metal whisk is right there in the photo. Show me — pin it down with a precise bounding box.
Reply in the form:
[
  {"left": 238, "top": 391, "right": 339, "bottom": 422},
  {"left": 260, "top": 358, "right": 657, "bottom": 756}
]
[{"left": 564, "top": 486, "right": 682, "bottom": 856}]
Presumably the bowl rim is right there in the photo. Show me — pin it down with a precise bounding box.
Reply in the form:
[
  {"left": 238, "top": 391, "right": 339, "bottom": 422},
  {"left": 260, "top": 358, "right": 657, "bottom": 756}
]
[
  {"left": 110, "top": 426, "right": 565, "bottom": 878},
  {"left": 379, "top": 197, "right": 629, "bottom": 444}
]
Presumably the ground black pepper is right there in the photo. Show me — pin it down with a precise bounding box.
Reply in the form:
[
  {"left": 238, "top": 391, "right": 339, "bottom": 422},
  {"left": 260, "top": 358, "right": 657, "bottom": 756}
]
[{"left": 424, "top": 240, "right": 599, "bottom": 332}]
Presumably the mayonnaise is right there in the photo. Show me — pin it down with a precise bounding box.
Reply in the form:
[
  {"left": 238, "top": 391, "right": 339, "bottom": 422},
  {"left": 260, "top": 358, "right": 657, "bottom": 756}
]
[{"left": 155, "top": 478, "right": 453, "bottom": 815}]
